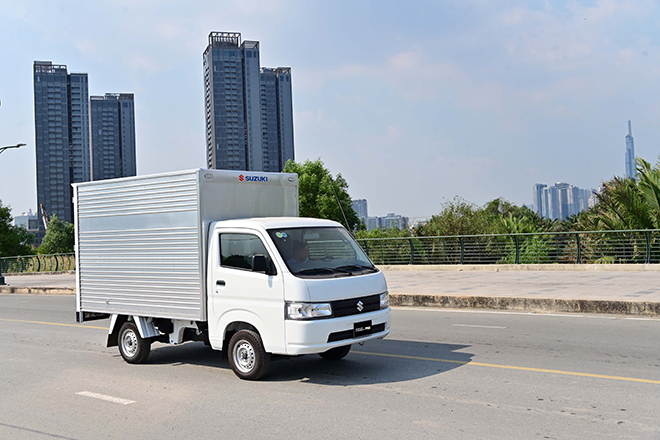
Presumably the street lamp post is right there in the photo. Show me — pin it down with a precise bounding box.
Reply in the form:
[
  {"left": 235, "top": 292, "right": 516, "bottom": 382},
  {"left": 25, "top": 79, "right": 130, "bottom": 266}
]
[
  {"left": 0, "top": 251, "right": 5, "bottom": 285},
  {"left": 0, "top": 143, "right": 27, "bottom": 156}
]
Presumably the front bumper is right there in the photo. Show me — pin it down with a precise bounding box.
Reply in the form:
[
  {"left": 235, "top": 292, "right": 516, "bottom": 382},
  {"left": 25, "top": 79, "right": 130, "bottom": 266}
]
[{"left": 284, "top": 307, "right": 391, "bottom": 355}]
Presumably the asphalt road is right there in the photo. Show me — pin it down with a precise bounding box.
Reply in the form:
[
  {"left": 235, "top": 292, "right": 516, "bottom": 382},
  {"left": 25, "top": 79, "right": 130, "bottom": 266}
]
[{"left": 1, "top": 295, "right": 660, "bottom": 440}]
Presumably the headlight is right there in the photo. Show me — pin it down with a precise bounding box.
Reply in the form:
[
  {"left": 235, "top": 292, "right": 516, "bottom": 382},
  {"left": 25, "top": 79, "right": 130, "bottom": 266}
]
[
  {"left": 380, "top": 292, "right": 389, "bottom": 309},
  {"left": 286, "top": 302, "right": 333, "bottom": 320}
]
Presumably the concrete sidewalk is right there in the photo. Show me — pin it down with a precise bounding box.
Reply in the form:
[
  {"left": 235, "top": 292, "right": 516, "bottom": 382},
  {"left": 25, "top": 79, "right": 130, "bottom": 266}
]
[{"left": 2, "top": 268, "right": 660, "bottom": 315}]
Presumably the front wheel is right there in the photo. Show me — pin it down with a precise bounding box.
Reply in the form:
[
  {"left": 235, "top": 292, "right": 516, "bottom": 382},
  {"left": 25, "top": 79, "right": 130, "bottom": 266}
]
[
  {"left": 319, "top": 344, "right": 351, "bottom": 360},
  {"left": 118, "top": 321, "right": 151, "bottom": 364},
  {"left": 228, "top": 330, "right": 270, "bottom": 380}
]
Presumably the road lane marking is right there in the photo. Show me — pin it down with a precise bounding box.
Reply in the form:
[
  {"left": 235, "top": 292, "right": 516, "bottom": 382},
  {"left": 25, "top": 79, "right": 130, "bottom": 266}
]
[
  {"left": 353, "top": 351, "right": 660, "bottom": 385},
  {"left": 76, "top": 391, "right": 135, "bottom": 405},
  {"left": 0, "top": 318, "right": 105, "bottom": 329},
  {"left": 453, "top": 324, "right": 506, "bottom": 329}
]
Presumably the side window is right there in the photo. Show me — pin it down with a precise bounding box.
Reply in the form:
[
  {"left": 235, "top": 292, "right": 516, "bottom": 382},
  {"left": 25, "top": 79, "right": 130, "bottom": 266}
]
[{"left": 220, "top": 233, "right": 275, "bottom": 273}]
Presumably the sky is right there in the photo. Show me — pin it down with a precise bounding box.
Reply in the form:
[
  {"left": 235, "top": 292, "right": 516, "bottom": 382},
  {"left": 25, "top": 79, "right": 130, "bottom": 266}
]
[{"left": 1, "top": 0, "right": 659, "bottom": 222}]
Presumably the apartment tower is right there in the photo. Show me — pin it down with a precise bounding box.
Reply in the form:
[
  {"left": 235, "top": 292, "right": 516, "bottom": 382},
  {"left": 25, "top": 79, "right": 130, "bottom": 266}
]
[
  {"left": 33, "top": 61, "right": 90, "bottom": 231},
  {"left": 203, "top": 32, "right": 294, "bottom": 172},
  {"left": 90, "top": 93, "right": 137, "bottom": 181}
]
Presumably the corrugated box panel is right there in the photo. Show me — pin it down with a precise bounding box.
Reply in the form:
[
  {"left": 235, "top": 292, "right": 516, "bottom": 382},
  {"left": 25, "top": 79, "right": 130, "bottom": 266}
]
[{"left": 76, "top": 171, "right": 205, "bottom": 320}]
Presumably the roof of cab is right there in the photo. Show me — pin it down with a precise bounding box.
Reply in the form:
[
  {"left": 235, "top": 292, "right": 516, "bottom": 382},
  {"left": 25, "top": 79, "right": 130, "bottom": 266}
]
[{"left": 211, "top": 217, "right": 343, "bottom": 230}]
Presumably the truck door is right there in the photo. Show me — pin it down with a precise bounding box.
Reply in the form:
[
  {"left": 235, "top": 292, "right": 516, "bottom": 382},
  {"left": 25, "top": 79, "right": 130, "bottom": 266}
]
[{"left": 210, "top": 230, "right": 285, "bottom": 353}]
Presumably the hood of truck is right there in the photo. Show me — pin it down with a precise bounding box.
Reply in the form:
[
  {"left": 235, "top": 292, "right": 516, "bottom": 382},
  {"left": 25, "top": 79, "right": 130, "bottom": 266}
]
[{"left": 285, "top": 270, "right": 388, "bottom": 303}]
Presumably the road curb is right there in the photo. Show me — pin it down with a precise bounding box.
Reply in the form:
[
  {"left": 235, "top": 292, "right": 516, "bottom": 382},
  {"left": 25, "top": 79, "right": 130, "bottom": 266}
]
[
  {"left": 390, "top": 293, "right": 660, "bottom": 316},
  {"left": 0, "top": 286, "right": 76, "bottom": 295}
]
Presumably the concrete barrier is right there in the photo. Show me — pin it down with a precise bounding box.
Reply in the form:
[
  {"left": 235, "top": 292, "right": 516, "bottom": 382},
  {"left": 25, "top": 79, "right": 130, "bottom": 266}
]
[{"left": 390, "top": 294, "right": 660, "bottom": 316}]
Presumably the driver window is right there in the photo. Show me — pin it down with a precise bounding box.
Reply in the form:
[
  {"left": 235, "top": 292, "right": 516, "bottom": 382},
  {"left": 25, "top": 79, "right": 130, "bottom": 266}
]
[{"left": 220, "top": 233, "right": 275, "bottom": 273}]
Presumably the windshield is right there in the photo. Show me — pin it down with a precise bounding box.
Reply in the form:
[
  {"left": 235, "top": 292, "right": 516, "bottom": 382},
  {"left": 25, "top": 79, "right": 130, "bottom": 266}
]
[{"left": 267, "top": 227, "right": 377, "bottom": 278}]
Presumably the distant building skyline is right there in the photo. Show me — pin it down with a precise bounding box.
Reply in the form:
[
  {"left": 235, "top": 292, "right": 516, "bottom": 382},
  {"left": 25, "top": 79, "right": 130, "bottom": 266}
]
[
  {"left": 625, "top": 120, "right": 635, "bottom": 179},
  {"left": 533, "top": 182, "right": 594, "bottom": 220},
  {"left": 203, "top": 32, "right": 294, "bottom": 172}
]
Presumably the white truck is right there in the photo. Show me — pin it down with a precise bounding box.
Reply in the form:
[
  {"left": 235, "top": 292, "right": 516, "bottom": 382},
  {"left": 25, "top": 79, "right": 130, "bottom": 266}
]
[{"left": 73, "top": 169, "right": 390, "bottom": 380}]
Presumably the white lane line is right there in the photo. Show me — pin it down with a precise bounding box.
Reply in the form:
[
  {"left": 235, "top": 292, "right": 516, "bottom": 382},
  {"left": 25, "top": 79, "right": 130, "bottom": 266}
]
[
  {"left": 76, "top": 391, "right": 135, "bottom": 405},
  {"left": 453, "top": 324, "right": 506, "bottom": 329}
]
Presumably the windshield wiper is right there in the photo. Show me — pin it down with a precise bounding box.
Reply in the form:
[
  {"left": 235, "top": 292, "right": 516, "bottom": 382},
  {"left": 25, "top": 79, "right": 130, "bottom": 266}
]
[
  {"left": 296, "top": 268, "right": 336, "bottom": 275},
  {"left": 335, "top": 265, "right": 377, "bottom": 273}
]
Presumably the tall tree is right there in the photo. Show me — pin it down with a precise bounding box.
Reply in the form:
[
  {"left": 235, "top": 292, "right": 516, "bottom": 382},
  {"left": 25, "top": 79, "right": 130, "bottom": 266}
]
[
  {"left": 283, "top": 159, "right": 359, "bottom": 230},
  {"left": 38, "top": 216, "right": 75, "bottom": 254},
  {"left": 0, "top": 200, "right": 34, "bottom": 256},
  {"left": 574, "top": 157, "right": 660, "bottom": 231}
]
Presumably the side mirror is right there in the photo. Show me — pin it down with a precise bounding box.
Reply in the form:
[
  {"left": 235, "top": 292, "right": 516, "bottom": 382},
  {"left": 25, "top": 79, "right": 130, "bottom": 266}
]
[{"left": 252, "top": 254, "right": 267, "bottom": 273}]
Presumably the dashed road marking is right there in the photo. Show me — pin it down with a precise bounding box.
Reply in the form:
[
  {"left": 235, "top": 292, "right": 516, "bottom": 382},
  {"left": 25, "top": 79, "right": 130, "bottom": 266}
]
[
  {"left": 453, "top": 324, "right": 506, "bottom": 329},
  {"left": 76, "top": 391, "right": 135, "bottom": 405}
]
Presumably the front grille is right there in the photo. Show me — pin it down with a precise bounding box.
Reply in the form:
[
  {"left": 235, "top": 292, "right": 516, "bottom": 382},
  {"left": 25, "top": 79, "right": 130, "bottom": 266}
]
[
  {"left": 332, "top": 294, "right": 380, "bottom": 318},
  {"left": 327, "top": 323, "right": 386, "bottom": 343}
]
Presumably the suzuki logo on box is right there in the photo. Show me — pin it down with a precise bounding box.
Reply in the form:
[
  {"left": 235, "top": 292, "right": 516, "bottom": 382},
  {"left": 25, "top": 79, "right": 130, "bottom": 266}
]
[{"left": 239, "top": 174, "right": 268, "bottom": 182}]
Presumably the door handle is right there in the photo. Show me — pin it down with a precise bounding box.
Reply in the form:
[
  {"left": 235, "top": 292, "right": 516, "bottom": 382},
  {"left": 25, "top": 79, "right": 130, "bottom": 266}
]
[{"left": 216, "top": 280, "right": 226, "bottom": 286}]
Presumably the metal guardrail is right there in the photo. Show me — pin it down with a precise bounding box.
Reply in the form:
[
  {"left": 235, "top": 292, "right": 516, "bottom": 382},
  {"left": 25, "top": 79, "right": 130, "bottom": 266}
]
[
  {"left": 0, "top": 253, "right": 76, "bottom": 274},
  {"left": 2, "top": 229, "right": 659, "bottom": 273},
  {"left": 357, "top": 229, "right": 660, "bottom": 265}
]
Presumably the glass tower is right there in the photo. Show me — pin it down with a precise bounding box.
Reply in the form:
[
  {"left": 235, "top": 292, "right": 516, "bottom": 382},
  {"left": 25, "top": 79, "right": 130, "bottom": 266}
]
[
  {"left": 625, "top": 120, "right": 635, "bottom": 179},
  {"left": 203, "top": 32, "right": 294, "bottom": 172},
  {"left": 90, "top": 93, "right": 137, "bottom": 181},
  {"left": 33, "top": 61, "right": 90, "bottom": 232}
]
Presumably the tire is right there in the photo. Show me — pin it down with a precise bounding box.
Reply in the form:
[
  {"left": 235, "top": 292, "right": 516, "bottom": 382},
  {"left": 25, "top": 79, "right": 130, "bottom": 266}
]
[
  {"left": 118, "top": 321, "right": 151, "bottom": 364},
  {"left": 319, "top": 344, "right": 351, "bottom": 361},
  {"left": 228, "top": 330, "right": 270, "bottom": 380}
]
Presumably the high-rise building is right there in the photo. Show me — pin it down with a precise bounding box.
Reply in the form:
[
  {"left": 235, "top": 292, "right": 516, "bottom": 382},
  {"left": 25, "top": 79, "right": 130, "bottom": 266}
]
[
  {"left": 625, "top": 120, "right": 635, "bottom": 179},
  {"left": 535, "top": 182, "right": 595, "bottom": 220},
  {"left": 532, "top": 184, "right": 547, "bottom": 217},
  {"left": 351, "top": 199, "right": 368, "bottom": 220},
  {"left": 90, "top": 93, "right": 137, "bottom": 181},
  {"left": 260, "top": 67, "right": 294, "bottom": 171},
  {"left": 33, "top": 61, "right": 90, "bottom": 231},
  {"left": 203, "top": 32, "right": 294, "bottom": 172}
]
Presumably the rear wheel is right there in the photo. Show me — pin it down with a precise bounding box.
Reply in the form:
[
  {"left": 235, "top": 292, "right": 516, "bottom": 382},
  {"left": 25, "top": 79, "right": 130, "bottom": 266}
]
[
  {"left": 319, "top": 344, "right": 351, "bottom": 360},
  {"left": 228, "top": 330, "right": 270, "bottom": 380},
  {"left": 118, "top": 321, "right": 151, "bottom": 364}
]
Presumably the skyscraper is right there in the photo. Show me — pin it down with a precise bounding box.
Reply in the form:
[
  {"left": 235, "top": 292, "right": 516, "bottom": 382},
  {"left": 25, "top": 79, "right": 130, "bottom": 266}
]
[
  {"left": 90, "top": 93, "right": 137, "bottom": 181},
  {"left": 33, "top": 61, "right": 90, "bottom": 229},
  {"left": 351, "top": 199, "right": 368, "bottom": 220},
  {"left": 532, "top": 184, "right": 547, "bottom": 217},
  {"left": 625, "top": 120, "right": 635, "bottom": 179},
  {"left": 203, "top": 32, "right": 294, "bottom": 172}
]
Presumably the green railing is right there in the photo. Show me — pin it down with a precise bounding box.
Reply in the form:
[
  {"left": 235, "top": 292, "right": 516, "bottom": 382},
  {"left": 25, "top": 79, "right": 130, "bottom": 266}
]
[
  {"left": 357, "top": 229, "right": 660, "bottom": 265},
  {"left": 0, "top": 253, "right": 76, "bottom": 274}
]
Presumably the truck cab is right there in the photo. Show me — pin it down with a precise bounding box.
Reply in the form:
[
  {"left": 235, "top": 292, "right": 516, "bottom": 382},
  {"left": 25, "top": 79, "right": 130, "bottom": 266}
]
[{"left": 207, "top": 217, "right": 390, "bottom": 379}]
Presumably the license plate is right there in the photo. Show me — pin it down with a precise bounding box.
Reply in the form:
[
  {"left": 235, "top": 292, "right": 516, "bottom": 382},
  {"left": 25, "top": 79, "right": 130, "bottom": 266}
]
[{"left": 353, "top": 320, "right": 372, "bottom": 338}]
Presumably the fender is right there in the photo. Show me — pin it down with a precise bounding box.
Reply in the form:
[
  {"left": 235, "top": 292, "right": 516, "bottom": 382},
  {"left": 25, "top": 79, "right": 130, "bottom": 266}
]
[{"left": 215, "top": 309, "right": 285, "bottom": 354}]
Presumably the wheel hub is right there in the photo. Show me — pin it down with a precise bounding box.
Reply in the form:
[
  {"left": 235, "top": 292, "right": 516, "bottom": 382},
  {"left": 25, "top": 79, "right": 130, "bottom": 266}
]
[
  {"left": 122, "top": 330, "right": 138, "bottom": 357},
  {"left": 234, "top": 340, "right": 255, "bottom": 373}
]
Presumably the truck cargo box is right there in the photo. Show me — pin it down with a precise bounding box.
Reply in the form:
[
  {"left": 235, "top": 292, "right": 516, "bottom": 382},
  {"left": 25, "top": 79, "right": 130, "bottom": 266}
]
[{"left": 73, "top": 169, "right": 298, "bottom": 321}]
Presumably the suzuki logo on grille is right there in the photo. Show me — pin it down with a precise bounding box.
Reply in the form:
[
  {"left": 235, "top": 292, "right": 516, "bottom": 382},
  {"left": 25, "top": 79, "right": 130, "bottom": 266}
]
[{"left": 357, "top": 301, "right": 364, "bottom": 312}]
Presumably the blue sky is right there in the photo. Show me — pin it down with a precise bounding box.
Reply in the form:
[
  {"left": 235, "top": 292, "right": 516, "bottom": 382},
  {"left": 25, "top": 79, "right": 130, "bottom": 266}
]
[{"left": 1, "top": 0, "right": 659, "bottom": 221}]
